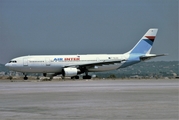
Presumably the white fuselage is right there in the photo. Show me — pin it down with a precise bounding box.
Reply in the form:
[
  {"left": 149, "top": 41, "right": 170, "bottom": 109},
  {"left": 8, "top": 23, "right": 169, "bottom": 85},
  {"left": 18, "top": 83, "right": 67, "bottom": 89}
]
[{"left": 6, "top": 54, "right": 130, "bottom": 73}]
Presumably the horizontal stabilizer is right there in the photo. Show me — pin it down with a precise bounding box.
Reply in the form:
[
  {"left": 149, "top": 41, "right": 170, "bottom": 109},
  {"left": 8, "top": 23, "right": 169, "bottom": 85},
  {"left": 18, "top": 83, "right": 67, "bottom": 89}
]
[{"left": 140, "top": 54, "right": 167, "bottom": 61}]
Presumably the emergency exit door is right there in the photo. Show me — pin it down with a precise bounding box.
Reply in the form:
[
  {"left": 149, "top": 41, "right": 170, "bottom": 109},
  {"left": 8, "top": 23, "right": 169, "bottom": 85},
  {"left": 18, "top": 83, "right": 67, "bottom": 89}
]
[{"left": 23, "top": 59, "right": 28, "bottom": 66}]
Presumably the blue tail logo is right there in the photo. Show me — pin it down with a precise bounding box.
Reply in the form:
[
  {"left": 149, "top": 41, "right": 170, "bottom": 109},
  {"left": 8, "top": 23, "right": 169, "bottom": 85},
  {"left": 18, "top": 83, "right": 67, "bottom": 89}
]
[{"left": 128, "top": 28, "right": 158, "bottom": 54}]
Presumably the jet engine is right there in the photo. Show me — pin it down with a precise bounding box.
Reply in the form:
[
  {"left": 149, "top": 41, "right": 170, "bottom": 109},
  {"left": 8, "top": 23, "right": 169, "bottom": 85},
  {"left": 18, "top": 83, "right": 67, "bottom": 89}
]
[{"left": 62, "top": 67, "right": 79, "bottom": 77}]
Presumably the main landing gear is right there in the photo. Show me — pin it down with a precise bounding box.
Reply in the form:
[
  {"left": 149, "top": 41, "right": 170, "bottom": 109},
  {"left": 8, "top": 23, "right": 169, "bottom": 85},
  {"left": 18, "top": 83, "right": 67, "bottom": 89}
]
[
  {"left": 71, "top": 76, "right": 79, "bottom": 79},
  {"left": 70, "top": 68, "right": 92, "bottom": 79},
  {"left": 70, "top": 75, "right": 91, "bottom": 79},
  {"left": 82, "top": 71, "right": 91, "bottom": 79},
  {"left": 82, "top": 75, "right": 91, "bottom": 79}
]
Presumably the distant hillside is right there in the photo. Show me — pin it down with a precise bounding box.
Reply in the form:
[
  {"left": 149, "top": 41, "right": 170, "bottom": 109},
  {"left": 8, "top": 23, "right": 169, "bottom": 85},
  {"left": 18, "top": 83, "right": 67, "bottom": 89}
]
[{"left": 94, "top": 61, "right": 179, "bottom": 78}]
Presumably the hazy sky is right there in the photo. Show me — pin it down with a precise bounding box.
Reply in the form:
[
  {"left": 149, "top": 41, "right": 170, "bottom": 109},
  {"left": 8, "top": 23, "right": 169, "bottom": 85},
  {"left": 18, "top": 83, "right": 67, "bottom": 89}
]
[{"left": 0, "top": 0, "right": 178, "bottom": 63}]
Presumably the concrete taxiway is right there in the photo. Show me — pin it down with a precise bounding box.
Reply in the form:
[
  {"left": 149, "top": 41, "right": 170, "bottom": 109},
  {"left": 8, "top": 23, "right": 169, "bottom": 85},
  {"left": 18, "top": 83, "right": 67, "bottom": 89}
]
[{"left": 0, "top": 79, "right": 178, "bottom": 120}]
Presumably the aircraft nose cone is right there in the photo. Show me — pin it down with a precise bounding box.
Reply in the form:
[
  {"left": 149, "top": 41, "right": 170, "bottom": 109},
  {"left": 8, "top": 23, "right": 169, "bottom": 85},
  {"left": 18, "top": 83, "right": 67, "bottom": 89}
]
[{"left": 5, "top": 63, "right": 11, "bottom": 68}]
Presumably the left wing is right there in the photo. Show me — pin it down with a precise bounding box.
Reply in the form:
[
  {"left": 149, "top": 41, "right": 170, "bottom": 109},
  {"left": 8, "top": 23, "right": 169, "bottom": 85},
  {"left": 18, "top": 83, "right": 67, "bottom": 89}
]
[{"left": 64, "top": 59, "right": 126, "bottom": 68}]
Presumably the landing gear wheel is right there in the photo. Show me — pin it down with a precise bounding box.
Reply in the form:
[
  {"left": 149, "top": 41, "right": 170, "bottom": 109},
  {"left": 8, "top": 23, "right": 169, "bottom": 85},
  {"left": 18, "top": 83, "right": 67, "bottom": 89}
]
[
  {"left": 71, "top": 76, "right": 79, "bottom": 79},
  {"left": 82, "top": 69, "right": 91, "bottom": 79},
  {"left": 43, "top": 73, "right": 47, "bottom": 77},
  {"left": 82, "top": 75, "right": 91, "bottom": 79},
  {"left": 75, "top": 76, "right": 79, "bottom": 79},
  {"left": 24, "top": 76, "right": 28, "bottom": 80}
]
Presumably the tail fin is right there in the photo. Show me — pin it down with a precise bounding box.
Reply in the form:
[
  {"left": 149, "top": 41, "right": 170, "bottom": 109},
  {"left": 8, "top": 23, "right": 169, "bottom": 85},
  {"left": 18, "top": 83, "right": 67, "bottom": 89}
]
[{"left": 128, "top": 28, "right": 158, "bottom": 54}]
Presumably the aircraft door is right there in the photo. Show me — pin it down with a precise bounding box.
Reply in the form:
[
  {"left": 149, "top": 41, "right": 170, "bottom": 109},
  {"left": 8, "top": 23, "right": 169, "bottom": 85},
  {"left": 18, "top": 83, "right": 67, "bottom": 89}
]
[
  {"left": 96, "top": 57, "right": 100, "bottom": 61},
  {"left": 23, "top": 59, "right": 28, "bottom": 66},
  {"left": 45, "top": 58, "right": 50, "bottom": 66}
]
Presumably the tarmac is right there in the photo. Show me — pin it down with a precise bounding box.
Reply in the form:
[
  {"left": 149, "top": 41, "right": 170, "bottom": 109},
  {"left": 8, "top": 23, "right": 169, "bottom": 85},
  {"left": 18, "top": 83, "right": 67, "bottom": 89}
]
[{"left": 0, "top": 79, "right": 178, "bottom": 120}]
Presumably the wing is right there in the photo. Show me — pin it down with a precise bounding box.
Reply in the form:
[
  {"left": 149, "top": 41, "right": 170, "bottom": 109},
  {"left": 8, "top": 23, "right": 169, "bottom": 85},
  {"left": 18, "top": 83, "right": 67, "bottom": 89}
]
[
  {"left": 140, "top": 54, "right": 167, "bottom": 61},
  {"left": 64, "top": 59, "right": 126, "bottom": 68}
]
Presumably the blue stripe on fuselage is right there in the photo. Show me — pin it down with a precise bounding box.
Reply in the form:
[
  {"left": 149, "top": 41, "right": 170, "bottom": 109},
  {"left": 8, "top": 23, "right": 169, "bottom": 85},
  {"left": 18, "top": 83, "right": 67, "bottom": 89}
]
[
  {"left": 119, "top": 39, "right": 153, "bottom": 68},
  {"left": 119, "top": 54, "right": 143, "bottom": 68}
]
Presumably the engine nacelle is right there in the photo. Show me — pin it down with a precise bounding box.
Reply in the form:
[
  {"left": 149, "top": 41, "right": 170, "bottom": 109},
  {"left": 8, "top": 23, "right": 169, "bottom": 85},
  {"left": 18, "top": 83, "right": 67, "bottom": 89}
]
[{"left": 62, "top": 68, "right": 78, "bottom": 77}]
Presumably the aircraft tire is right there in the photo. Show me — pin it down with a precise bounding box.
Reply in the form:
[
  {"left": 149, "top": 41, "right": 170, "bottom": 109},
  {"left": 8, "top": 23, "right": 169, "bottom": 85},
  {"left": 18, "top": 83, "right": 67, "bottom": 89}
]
[
  {"left": 71, "top": 76, "right": 79, "bottom": 79},
  {"left": 75, "top": 76, "right": 79, "bottom": 79},
  {"left": 24, "top": 76, "right": 28, "bottom": 80},
  {"left": 83, "top": 75, "right": 91, "bottom": 79}
]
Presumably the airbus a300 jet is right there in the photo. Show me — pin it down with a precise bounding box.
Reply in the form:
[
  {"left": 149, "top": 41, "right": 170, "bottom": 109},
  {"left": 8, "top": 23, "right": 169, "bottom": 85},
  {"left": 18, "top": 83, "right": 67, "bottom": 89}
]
[{"left": 5, "top": 28, "right": 165, "bottom": 80}]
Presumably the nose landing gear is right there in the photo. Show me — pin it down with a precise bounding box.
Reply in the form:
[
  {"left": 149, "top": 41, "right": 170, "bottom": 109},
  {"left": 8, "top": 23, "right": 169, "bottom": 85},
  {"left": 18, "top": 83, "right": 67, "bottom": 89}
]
[{"left": 23, "top": 74, "right": 28, "bottom": 80}]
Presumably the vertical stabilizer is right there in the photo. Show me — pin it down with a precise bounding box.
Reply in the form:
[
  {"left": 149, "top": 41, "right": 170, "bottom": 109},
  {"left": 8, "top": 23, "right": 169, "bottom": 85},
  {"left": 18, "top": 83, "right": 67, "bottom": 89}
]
[{"left": 128, "top": 28, "right": 158, "bottom": 54}]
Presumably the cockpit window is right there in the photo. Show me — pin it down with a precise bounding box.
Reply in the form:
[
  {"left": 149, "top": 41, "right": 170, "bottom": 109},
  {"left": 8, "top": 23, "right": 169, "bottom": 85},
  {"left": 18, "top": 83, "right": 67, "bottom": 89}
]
[{"left": 9, "top": 60, "right": 17, "bottom": 63}]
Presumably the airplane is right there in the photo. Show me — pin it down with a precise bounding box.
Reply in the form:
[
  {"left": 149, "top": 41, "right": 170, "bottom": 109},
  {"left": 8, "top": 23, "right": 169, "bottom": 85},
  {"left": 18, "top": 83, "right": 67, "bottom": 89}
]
[{"left": 5, "top": 28, "right": 166, "bottom": 80}]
